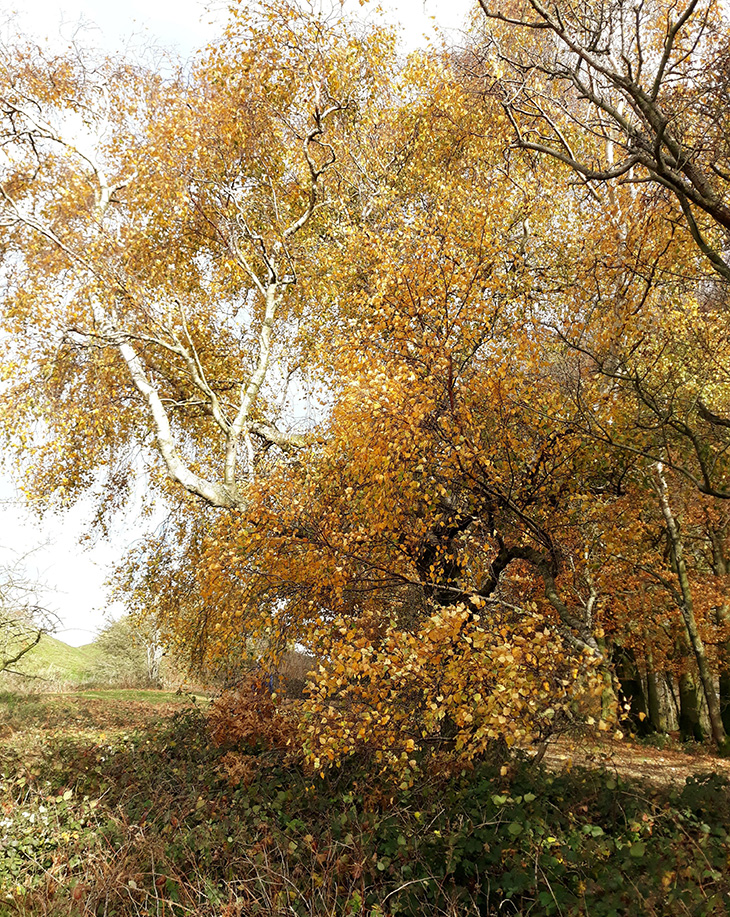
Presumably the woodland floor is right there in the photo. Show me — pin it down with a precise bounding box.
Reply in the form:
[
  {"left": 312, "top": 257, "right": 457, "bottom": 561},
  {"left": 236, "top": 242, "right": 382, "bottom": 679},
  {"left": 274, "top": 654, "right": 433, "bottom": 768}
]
[
  {"left": 2, "top": 690, "right": 729, "bottom": 916},
  {"left": 541, "top": 733, "right": 730, "bottom": 786},
  {"left": 2, "top": 688, "right": 727, "bottom": 786}
]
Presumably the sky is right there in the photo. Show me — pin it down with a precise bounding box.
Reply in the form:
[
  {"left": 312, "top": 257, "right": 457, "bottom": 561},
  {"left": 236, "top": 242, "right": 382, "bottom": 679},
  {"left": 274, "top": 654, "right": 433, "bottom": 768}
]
[
  {"left": 0, "top": 0, "right": 476, "bottom": 646},
  {"left": 9, "top": 0, "right": 477, "bottom": 56}
]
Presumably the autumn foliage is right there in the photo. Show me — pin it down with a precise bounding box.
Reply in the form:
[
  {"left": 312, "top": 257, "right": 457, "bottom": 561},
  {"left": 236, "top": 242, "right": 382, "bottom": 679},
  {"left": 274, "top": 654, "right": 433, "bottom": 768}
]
[{"left": 2, "top": 0, "right": 730, "bottom": 767}]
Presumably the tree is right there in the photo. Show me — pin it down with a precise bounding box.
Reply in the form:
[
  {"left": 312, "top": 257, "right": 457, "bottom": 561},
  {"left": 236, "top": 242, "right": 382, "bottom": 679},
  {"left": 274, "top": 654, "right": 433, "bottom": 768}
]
[
  {"left": 478, "top": 0, "right": 730, "bottom": 280},
  {"left": 90, "top": 615, "right": 165, "bottom": 688},
  {"left": 469, "top": 0, "right": 730, "bottom": 752},
  {"left": 5, "top": 0, "right": 730, "bottom": 768},
  {"left": 469, "top": 1, "right": 730, "bottom": 500},
  {"left": 0, "top": 548, "right": 56, "bottom": 676},
  {"left": 0, "top": 1, "right": 396, "bottom": 515},
  {"left": 110, "top": 47, "right": 615, "bottom": 768}
]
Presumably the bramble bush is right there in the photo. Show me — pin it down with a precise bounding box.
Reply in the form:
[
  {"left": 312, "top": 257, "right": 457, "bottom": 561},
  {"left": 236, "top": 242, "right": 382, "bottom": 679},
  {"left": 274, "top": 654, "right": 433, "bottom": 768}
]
[{"left": 1, "top": 692, "right": 729, "bottom": 916}]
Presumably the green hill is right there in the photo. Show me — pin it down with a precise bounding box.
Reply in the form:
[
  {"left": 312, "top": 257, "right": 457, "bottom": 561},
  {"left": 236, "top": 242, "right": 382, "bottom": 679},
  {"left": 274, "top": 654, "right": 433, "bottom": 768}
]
[{"left": 8, "top": 632, "right": 100, "bottom": 682}]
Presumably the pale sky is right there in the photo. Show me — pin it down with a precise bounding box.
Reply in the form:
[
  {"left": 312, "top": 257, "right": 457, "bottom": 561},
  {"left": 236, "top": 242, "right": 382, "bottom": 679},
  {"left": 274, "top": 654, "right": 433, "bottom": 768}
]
[
  {"left": 9, "top": 0, "right": 476, "bottom": 56},
  {"left": 0, "top": 0, "right": 475, "bottom": 646}
]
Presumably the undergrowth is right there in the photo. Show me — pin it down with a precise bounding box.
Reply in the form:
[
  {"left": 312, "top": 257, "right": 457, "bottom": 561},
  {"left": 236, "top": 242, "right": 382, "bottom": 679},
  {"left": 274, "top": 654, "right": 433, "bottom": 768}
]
[{"left": 0, "top": 686, "right": 729, "bottom": 916}]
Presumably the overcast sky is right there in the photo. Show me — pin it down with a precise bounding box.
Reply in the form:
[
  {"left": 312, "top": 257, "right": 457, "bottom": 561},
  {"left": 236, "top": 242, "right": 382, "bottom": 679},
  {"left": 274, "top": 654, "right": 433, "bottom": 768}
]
[{"left": 0, "top": 0, "right": 475, "bottom": 646}]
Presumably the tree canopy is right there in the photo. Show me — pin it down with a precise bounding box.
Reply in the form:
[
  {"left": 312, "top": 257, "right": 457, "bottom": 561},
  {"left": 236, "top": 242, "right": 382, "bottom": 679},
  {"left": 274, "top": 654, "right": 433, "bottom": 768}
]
[{"left": 2, "top": 0, "right": 730, "bottom": 766}]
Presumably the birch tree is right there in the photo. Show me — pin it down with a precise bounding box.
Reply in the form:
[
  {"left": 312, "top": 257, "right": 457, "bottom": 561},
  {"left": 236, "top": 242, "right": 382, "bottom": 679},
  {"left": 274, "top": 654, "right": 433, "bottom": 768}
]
[{"left": 0, "top": 2, "right": 395, "bottom": 517}]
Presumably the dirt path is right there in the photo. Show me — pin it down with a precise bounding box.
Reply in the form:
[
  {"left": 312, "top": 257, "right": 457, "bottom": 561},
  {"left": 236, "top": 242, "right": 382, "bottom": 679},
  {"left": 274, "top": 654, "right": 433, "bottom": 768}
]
[{"left": 541, "top": 735, "right": 730, "bottom": 786}]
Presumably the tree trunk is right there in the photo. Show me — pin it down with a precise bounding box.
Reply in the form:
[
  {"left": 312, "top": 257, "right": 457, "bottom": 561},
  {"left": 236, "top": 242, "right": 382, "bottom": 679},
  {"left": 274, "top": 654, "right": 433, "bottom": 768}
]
[
  {"left": 645, "top": 652, "right": 667, "bottom": 734},
  {"left": 596, "top": 635, "right": 619, "bottom": 724},
  {"left": 678, "top": 671, "right": 704, "bottom": 741},
  {"left": 613, "top": 644, "right": 650, "bottom": 734},
  {"left": 656, "top": 466, "right": 730, "bottom": 754},
  {"left": 707, "top": 525, "right": 730, "bottom": 735},
  {"left": 720, "top": 669, "right": 730, "bottom": 735}
]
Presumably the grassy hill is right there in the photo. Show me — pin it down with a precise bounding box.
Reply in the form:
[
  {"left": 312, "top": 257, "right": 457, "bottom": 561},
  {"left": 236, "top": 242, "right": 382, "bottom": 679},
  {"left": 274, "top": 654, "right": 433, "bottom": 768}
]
[{"left": 6, "top": 632, "right": 99, "bottom": 683}]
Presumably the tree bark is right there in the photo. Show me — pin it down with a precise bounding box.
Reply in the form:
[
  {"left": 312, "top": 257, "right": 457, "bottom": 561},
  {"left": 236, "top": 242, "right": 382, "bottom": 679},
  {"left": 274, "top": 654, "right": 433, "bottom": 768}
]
[
  {"left": 613, "top": 644, "right": 650, "bottom": 734},
  {"left": 678, "top": 670, "right": 704, "bottom": 742},
  {"left": 656, "top": 466, "right": 729, "bottom": 753},
  {"left": 645, "top": 651, "right": 667, "bottom": 734},
  {"left": 707, "top": 525, "right": 730, "bottom": 735},
  {"left": 596, "top": 634, "right": 619, "bottom": 724}
]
